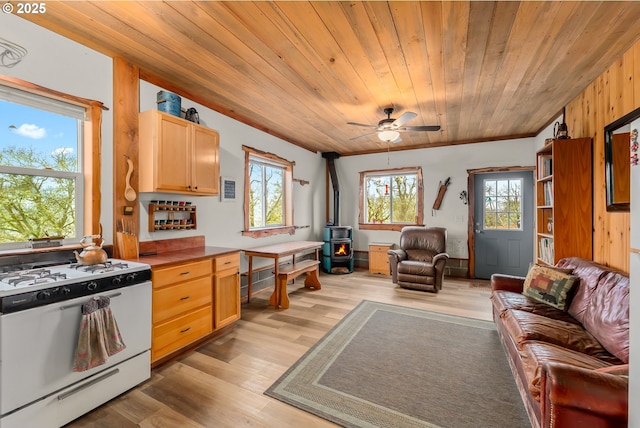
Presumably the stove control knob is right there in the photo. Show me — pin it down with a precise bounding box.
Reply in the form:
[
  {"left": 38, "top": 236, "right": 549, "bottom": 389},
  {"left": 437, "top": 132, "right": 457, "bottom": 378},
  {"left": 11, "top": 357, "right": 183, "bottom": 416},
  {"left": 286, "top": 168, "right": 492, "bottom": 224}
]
[
  {"left": 36, "top": 290, "right": 51, "bottom": 300},
  {"left": 86, "top": 281, "right": 98, "bottom": 291},
  {"left": 60, "top": 286, "right": 71, "bottom": 295},
  {"left": 126, "top": 273, "right": 137, "bottom": 283},
  {"left": 112, "top": 275, "right": 122, "bottom": 285}
]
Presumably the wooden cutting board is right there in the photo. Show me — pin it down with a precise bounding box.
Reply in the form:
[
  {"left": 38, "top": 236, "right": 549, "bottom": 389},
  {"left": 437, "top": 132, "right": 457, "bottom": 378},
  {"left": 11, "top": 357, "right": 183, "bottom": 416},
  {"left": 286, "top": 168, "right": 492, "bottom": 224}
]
[{"left": 116, "top": 232, "right": 139, "bottom": 260}]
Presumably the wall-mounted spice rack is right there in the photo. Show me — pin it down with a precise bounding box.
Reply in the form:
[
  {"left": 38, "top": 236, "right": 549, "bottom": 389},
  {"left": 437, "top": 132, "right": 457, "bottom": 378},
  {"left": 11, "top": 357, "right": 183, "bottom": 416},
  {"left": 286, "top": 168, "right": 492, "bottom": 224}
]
[{"left": 148, "top": 201, "right": 197, "bottom": 232}]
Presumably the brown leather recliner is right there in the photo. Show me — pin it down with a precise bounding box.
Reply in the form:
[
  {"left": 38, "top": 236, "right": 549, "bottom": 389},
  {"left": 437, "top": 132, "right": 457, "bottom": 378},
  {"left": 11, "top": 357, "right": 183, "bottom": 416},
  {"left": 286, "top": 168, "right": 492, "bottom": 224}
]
[{"left": 387, "top": 226, "right": 449, "bottom": 292}]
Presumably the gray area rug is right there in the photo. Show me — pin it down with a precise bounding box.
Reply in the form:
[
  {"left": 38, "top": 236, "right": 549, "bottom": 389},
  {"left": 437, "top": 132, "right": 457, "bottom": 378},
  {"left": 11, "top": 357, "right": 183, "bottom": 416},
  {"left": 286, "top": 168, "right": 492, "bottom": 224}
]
[{"left": 265, "top": 300, "right": 530, "bottom": 428}]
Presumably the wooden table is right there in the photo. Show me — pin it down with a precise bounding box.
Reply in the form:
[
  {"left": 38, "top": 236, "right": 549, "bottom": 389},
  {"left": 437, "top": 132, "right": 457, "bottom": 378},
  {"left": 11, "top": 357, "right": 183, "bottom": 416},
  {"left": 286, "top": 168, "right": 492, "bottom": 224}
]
[{"left": 243, "top": 241, "right": 324, "bottom": 303}]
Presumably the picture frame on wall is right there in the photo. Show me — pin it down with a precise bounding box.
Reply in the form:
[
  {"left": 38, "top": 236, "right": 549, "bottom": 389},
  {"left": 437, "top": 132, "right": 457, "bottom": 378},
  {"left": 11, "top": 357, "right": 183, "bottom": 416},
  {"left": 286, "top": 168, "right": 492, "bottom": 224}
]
[{"left": 221, "top": 176, "right": 236, "bottom": 202}]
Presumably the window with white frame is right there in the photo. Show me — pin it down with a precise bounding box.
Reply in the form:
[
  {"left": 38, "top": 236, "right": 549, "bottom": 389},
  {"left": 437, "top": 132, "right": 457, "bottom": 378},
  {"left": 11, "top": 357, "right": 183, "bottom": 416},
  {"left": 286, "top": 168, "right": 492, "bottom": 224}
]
[
  {"left": 483, "top": 178, "right": 522, "bottom": 230},
  {"left": 243, "top": 146, "right": 294, "bottom": 237},
  {"left": 359, "top": 167, "right": 424, "bottom": 230},
  {"left": 0, "top": 83, "right": 86, "bottom": 248}
]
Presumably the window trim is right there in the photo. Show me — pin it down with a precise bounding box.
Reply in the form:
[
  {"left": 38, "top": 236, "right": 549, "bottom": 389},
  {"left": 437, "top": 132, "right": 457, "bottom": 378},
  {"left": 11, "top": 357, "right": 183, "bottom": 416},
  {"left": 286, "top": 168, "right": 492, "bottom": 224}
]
[
  {"left": 0, "top": 75, "right": 105, "bottom": 243},
  {"left": 358, "top": 166, "right": 424, "bottom": 231},
  {"left": 242, "top": 145, "right": 295, "bottom": 238}
]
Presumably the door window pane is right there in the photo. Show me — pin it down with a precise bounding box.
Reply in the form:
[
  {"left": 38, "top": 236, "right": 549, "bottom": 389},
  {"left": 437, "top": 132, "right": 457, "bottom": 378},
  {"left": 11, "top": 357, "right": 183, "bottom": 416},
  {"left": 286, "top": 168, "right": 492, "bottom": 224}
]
[{"left": 483, "top": 178, "right": 522, "bottom": 230}]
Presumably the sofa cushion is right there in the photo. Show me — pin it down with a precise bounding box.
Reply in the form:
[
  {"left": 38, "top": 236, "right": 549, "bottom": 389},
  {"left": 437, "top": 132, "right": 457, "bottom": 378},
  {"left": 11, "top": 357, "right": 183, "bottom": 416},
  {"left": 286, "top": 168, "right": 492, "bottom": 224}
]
[
  {"left": 582, "top": 271, "right": 630, "bottom": 363},
  {"left": 397, "top": 260, "right": 435, "bottom": 276},
  {"left": 519, "top": 341, "right": 612, "bottom": 402},
  {"left": 557, "top": 257, "right": 611, "bottom": 323},
  {"left": 522, "top": 265, "right": 578, "bottom": 310},
  {"left": 502, "top": 310, "right": 620, "bottom": 363},
  {"left": 490, "top": 291, "right": 580, "bottom": 325},
  {"left": 594, "top": 364, "right": 629, "bottom": 377},
  {"left": 405, "top": 249, "right": 435, "bottom": 262}
]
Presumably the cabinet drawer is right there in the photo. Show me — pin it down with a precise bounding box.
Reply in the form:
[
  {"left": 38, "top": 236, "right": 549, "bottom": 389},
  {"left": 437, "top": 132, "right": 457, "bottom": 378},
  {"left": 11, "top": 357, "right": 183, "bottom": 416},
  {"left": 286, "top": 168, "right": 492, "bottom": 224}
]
[
  {"left": 153, "top": 276, "right": 212, "bottom": 323},
  {"left": 213, "top": 252, "right": 240, "bottom": 272},
  {"left": 152, "top": 259, "right": 212, "bottom": 288},
  {"left": 152, "top": 306, "right": 212, "bottom": 362},
  {"left": 370, "top": 244, "right": 392, "bottom": 253}
]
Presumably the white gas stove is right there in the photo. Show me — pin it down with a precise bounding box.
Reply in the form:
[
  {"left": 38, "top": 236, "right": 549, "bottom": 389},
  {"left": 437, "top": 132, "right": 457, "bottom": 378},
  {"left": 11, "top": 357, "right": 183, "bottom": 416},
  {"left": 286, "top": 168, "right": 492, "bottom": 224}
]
[
  {"left": 0, "top": 258, "right": 151, "bottom": 313},
  {"left": 0, "top": 254, "right": 152, "bottom": 428}
]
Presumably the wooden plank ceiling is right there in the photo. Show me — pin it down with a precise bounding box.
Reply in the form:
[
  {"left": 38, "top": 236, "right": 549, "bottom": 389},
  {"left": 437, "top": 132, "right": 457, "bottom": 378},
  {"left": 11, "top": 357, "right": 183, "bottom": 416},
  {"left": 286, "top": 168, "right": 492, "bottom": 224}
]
[{"left": 21, "top": 1, "right": 640, "bottom": 156}]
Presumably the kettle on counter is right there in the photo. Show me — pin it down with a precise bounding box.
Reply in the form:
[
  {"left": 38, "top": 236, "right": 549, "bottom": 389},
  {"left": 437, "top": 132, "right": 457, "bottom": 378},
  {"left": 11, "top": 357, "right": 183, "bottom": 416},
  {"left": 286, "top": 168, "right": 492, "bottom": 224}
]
[{"left": 554, "top": 122, "right": 570, "bottom": 139}]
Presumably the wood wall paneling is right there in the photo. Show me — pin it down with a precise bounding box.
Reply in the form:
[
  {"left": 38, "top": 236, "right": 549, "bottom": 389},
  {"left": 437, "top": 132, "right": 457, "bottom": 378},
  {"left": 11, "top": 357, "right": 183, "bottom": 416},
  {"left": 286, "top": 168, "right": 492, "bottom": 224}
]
[
  {"left": 113, "top": 58, "right": 140, "bottom": 257},
  {"left": 565, "top": 40, "right": 640, "bottom": 273}
]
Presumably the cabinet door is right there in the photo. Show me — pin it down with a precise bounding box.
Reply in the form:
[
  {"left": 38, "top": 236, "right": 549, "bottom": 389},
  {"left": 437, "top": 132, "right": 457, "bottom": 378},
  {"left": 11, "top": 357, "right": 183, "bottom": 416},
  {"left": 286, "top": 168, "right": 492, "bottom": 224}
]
[
  {"left": 214, "top": 268, "right": 240, "bottom": 330},
  {"left": 369, "top": 245, "right": 391, "bottom": 275},
  {"left": 192, "top": 126, "right": 220, "bottom": 195},
  {"left": 156, "top": 114, "right": 191, "bottom": 192}
]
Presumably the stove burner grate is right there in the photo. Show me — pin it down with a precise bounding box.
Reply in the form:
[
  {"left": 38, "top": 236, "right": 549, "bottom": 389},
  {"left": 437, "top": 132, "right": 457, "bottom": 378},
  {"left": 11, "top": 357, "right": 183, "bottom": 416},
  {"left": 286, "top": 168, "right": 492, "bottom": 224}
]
[
  {"left": 0, "top": 269, "right": 68, "bottom": 287},
  {"left": 68, "top": 261, "right": 130, "bottom": 273}
]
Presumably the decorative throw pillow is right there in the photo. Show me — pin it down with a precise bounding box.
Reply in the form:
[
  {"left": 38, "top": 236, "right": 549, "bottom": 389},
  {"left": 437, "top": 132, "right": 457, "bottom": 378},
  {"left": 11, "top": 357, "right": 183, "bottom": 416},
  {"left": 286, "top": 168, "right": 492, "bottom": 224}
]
[
  {"left": 523, "top": 264, "right": 573, "bottom": 293},
  {"left": 523, "top": 264, "right": 578, "bottom": 311}
]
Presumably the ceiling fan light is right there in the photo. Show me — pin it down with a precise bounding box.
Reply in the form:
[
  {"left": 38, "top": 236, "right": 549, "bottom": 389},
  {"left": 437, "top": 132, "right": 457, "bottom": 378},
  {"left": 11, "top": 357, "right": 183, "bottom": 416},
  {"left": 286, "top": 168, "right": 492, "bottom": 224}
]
[{"left": 378, "top": 130, "right": 400, "bottom": 142}]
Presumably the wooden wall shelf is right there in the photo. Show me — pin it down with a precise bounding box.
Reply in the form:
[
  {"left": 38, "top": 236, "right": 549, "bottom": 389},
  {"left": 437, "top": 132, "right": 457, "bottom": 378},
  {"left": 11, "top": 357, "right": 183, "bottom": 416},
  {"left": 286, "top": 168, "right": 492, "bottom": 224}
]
[{"left": 149, "top": 203, "right": 197, "bottom": 232}]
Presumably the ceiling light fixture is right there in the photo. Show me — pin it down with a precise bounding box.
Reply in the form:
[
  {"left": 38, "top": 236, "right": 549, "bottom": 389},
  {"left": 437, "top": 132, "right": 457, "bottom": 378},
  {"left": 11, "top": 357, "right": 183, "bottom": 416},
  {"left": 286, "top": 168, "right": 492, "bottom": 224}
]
[{"left": 378, "top": 129, "right": 400, "bottom": 142}]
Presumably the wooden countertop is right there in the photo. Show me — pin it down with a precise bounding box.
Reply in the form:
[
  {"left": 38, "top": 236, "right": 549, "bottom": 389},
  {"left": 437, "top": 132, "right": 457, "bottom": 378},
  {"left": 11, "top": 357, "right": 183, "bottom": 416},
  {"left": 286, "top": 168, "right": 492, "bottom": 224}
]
[{"left": 136, "top": 246, "right": 240, "bottom": 268}]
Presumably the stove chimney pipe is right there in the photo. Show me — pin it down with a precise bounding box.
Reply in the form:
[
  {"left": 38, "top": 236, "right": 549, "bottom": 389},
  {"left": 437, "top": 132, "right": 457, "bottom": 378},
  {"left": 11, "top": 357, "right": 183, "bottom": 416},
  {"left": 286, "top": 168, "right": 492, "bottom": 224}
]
[{"left": 322, "top": 151, "right": 341, "bottom": 225}]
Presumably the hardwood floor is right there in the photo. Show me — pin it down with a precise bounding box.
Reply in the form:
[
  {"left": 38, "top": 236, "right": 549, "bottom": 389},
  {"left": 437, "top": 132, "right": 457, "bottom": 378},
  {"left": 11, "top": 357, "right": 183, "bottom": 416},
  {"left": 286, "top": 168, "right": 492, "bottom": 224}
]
[{"left": 65, "top": 270, "right": 493, "bottom": 428}]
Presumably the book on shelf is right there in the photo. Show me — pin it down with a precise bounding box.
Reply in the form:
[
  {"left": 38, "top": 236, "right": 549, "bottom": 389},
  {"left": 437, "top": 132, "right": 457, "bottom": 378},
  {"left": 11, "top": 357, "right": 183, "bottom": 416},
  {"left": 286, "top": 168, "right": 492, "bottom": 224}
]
[
  {"left": 543, "top": 181, "right": 553, "bottom": 206},
  {"left": 537, "top": 155, "right": 552, "bottom": 179},
  {"left": 539, "top": 237, "right": 554, "bottom": 265}
]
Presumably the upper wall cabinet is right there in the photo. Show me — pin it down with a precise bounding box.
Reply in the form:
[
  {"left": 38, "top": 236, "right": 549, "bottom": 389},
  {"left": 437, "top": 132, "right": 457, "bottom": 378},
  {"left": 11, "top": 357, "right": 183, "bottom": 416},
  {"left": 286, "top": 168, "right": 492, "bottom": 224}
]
[{"left": 139, "top": 110, "right": 220, "bottom": 196}]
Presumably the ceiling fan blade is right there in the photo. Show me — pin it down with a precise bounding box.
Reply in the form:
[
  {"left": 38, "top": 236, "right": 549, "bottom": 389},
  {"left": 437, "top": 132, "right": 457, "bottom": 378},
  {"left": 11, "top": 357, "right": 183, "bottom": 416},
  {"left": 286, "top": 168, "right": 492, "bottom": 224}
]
[
  {"left": 399, "top": 125, "right": 441, "bottom": 132},
  {"left": 347, "top": 121, "right": 377, "bottom": 129},
  {"left": 350, "top": 131, "right": 378, "bottom": 140},
  {"left": 392, "top": 111, "right": 417, "bottom": 127}
]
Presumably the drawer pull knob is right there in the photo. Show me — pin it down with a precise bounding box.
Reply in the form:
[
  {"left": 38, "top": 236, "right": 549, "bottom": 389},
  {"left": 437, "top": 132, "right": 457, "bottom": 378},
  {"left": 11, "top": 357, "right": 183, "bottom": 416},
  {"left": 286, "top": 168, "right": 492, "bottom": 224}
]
[
  {"left": 224, "top": 261, "right": 231, "bottom": 265},
  {"left": 180, "top": 327, "right": 191, "bottom": 333},
  {"left": 180, "top": 296, "right": 191, "bottom": 301},
  {"left": 180, "top": 271, "right": 190, "bottom": 276}
]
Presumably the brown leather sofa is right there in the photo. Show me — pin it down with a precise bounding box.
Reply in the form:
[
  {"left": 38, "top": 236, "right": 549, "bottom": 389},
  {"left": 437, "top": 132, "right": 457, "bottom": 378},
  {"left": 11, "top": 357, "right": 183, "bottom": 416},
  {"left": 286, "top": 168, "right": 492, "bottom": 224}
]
[
  {"left": 387, "top": 226, "right": 448, "bottom": 292},
  {"left": 491, "top": 257, "right": 629, "bottom": 428}
]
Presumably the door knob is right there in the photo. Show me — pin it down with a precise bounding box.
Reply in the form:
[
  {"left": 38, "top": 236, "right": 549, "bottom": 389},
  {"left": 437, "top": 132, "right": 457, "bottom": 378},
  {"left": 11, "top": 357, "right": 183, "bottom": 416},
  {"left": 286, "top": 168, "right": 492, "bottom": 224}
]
[{"left": 475, "top": 229, "right": 482, "bottom": 233}]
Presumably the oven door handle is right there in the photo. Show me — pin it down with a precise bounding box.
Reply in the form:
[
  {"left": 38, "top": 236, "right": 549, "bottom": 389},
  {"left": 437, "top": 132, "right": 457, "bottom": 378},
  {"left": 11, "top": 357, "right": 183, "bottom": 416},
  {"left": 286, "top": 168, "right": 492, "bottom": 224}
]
[
  {"left": 57, "top": 368, "right": 120, "bottom": 401},
  {"left": 59, "top": 292, "right": 122, "bottom": 310}
]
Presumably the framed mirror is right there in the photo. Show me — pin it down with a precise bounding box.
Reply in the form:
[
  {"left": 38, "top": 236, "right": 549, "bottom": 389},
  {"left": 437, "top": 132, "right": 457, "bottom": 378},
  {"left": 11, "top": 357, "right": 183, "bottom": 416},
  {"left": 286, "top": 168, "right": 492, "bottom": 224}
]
[{"left": 604, "top": 106, "right": 640, "bottom": 212}]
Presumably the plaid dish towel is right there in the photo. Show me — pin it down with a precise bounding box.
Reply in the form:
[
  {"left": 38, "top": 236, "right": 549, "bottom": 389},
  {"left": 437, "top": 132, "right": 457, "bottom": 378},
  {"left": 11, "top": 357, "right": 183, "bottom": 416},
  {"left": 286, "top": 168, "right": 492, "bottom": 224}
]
[{"left": 73, "top": 296, "right": 126, "bottom": 372}]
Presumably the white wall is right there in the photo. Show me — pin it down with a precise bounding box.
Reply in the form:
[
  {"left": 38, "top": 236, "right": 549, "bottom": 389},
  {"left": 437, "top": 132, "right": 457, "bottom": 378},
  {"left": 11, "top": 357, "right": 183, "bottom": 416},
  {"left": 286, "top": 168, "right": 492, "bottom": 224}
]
[
  {"left": 138, "top": 81, "right": 325, "bottom": 271},
  {"left": 335, "top": 138, "right": 536, "bottom": 257},
  {"left": 2, "top": 14, "right": 114, "bottom": 243}
]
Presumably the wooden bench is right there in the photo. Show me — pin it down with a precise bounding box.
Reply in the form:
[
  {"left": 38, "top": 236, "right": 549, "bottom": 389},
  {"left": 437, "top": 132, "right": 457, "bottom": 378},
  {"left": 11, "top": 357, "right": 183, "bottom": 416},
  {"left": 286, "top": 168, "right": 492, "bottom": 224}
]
[{"left": 270, "top": 259, "right": 321, "bottom": 309}]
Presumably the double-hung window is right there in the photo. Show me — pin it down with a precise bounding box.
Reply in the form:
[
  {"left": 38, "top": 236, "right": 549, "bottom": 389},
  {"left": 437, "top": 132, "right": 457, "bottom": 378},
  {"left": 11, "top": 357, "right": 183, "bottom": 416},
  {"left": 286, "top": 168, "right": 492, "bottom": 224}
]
[
  {"left": 359, "top": 167, "right": 424, "bottom": 230},
  {"left": 0, "top": 78, "right": 102, "bottom": 249},
  {"left": 243, "top": 146, "right": 294, "bottom": 237}
]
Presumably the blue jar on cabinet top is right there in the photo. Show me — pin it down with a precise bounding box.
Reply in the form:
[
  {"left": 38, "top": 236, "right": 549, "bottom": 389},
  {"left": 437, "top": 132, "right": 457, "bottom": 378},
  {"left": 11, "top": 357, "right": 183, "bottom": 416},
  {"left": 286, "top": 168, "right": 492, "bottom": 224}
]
[{"left": 157, "top": 91, "right": 181, "bottom": 117}]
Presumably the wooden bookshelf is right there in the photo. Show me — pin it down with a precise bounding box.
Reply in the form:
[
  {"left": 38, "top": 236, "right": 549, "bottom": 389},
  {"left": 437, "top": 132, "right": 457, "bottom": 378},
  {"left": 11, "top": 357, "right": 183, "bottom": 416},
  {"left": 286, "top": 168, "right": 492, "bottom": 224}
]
[{"left": 535, "top": 138, "right": 592, "bottom": 265}]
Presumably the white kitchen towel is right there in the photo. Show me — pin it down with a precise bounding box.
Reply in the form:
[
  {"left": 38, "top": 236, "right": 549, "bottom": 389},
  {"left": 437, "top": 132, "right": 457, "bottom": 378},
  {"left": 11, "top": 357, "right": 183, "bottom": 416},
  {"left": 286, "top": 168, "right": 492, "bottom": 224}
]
[{"left": 72, "top": 296, "right": 126, "bottom": 372}]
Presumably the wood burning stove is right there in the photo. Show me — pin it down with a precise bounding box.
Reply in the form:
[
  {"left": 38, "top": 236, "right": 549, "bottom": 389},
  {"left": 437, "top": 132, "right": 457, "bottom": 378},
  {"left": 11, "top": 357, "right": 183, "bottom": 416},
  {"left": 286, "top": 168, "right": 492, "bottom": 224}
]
[
  {"left": 323, "top": 226, "right": 354, "bottom": 274},
  {"left": 322, "top": 152, "right": 354, "bottom": 274}
]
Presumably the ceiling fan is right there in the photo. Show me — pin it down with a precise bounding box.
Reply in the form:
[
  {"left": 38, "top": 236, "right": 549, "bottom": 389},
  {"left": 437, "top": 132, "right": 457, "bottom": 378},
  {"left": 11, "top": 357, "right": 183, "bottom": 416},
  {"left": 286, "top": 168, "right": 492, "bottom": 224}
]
[{"left": 347, "top": 107, "right": 441, "bottom": 143}]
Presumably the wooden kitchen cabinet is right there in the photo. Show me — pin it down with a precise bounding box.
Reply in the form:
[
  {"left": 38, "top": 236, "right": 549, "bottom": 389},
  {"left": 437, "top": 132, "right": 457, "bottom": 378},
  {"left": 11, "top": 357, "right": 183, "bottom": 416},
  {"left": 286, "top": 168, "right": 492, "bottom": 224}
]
[
  {"left": 150, "top": 252, "right": 241, "bottom": 364},
  {"left": 139, "top": 109, "right": 220, "bottom": 196},
  {"left": 369, "top": 243, "right": 393, "bottom": 275},
  {"left": 213, "top": 252, "right": 241, "bottom": 330},
  {"left": 151, "top": 259, "right": 213, "bottom": 363}
]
